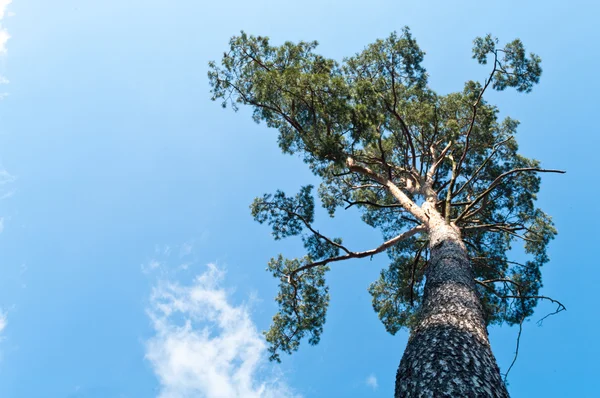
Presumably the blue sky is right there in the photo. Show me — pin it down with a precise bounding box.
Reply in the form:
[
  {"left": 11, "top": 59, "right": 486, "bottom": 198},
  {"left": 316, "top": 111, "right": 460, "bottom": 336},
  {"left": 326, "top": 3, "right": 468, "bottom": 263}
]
[{"left": 0, "top": 1, "right": 598, "bottom": 397}]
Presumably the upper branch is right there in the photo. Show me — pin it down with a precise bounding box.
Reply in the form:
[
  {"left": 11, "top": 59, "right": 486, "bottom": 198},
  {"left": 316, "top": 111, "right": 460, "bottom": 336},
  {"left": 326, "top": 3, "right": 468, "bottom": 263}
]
[
  {"left": 454, "top": 51, "right": 499, "bottom": 183},
  {"left": 452, "top": 136, "right": 514, "bottom": 199},
  {"left": 346, "top": 157, "right": 429, "bottom": 224},
  {"left": 427, "top": 140, "right": 452, "bottom": 182},
  {"left": 384, "top": 102, "right": 418, "bottom": 170},
  {"left": 454, "top": 167, "right": 565, "bottom": 224}
]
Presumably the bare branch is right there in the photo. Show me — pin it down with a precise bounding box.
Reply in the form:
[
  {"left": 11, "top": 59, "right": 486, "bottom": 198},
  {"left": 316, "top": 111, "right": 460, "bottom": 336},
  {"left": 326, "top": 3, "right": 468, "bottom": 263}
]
[
  {"left": 502, "top": 317, "right": 524, "bottom": 384},
  {"left": 289, "top": 225, "right": 426, "bottom": 276},
  {"left": 444, "top": 155, "right": 458, "bottom": 222},
  {"left": 452, "top": 136, "right": 514, "bottom": 199},
  {"left": 434, "top": 178, "right": 451, "bottom": 195},
  {"left": 384, "top": 103, "right": 417, "bottom": 170},
  {"left": 343, "top": 199, "right": 401, "bottom": 210},
  {"left": 461, "top": 223, "right": 510, "bottom": 231},
  {"left": 261, "top": 201, "right": 352, "bottom": 255},
  {"left": 462, "top": 222, "right": 528, "bottom": 234},
  {"left": 455, "top": 51, "right": 499, "bottom": 177},
  {"left": 537, "top": 303, "right": 567, "bottom": 326},
  {"left": 475, "top": 280, "right": 567, "bottom": 313},
  {"left": 455, "top": 168, "right": 566, "bottom": 224},
  {"left": 346, "top": 157, "right": 429, "bottom": 224},
  {"left": 342, "top": 200, "right": 421, "bottom": 225},
  {"left": 427, "top": 140, "right": 452, "bottom": 181},
  {"left": 479, "top": 278, "right": 523, "bottom": 287},
  {"left": 502, "top": 298, "right": 566, "bottom": 383}
]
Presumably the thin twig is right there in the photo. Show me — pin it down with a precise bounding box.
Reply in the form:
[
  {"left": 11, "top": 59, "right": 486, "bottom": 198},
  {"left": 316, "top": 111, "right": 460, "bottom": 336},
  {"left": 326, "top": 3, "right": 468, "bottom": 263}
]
[
  {"left": 503, "top": 317, "right": 524, "bottom": 384},
  {"left": 537, "top": 303, "right": 567, "bottom": 326}
]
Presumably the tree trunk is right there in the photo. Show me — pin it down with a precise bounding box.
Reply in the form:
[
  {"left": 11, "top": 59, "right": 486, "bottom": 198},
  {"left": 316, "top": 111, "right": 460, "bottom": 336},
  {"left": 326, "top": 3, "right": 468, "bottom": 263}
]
[{"left": 395, "top": 217, "right": 509, "bottom": 397}]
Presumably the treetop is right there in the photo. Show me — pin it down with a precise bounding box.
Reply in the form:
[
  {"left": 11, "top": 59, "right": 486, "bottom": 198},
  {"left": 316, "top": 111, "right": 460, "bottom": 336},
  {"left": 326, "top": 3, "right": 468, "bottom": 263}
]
[{"left": 209, "top": 29, "right": 564, "bottom": 362}]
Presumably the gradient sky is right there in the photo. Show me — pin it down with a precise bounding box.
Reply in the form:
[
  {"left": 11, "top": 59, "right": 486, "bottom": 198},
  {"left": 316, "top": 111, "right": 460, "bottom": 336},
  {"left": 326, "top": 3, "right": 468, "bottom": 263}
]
[{"left": 0, "top": 1, "right": 598, "bottom": 397}]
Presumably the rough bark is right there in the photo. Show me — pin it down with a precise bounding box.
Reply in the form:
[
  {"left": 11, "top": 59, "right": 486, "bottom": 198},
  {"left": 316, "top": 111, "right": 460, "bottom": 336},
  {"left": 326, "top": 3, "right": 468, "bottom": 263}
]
[{"left": 395, "top": 213, "right": 508, "bottom": 397}]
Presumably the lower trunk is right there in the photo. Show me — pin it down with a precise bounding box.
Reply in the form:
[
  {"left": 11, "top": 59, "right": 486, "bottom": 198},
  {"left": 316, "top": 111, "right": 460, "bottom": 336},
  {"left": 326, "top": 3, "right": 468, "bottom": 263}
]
[{"left": 395, "top": 221, "right": 508, "bottom": 397}]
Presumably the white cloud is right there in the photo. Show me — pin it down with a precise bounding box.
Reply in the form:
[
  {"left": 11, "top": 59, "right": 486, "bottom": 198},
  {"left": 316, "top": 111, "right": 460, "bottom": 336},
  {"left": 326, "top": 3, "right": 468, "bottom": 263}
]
[
  {"left": 145, "top": 263, "right": 301, "bottom": 398},
  {"left": 0, "top": 312, "right": 5, "bottom": 333},
  {"left": 0, "top": 310, "right": 6, "bottom": 352},
  {"left": 179, "top": 262, "right": 192, "bottom": 271},
  {"left": 0, "top": 0, "right": 11, "bottom": 20},
  {"left": 0, "top": 0, "right": 10, "bottom": 349},
  {"left": 0, "top": 169, "right": 15, "bottom": 201},
  {"left": 0, "top": 169, "right": 15, "bottom": 185},
  {"left": 141, "top": 259, "right": 164, "bottom": 274},
  {"left": 179, "top": 242, "right": 193, "bottom": 257},
  {"left": 366, "top": 374, "right": 378, "bottom": 390},
  {"left": 0, "top": 29, "right": 8, "bottom": 54},
  {"left": 154, "top": 244, "right": 172, "bottom": 256},
  {"left": 0, "top": 0, "right": 10, "bottom": 54}
]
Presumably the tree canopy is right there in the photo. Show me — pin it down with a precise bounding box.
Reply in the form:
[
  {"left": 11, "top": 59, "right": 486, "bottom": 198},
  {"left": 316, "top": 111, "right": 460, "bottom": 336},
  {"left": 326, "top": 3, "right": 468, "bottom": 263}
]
[{"left": 208, "top": 28, "right": 563, "bottom": 362}]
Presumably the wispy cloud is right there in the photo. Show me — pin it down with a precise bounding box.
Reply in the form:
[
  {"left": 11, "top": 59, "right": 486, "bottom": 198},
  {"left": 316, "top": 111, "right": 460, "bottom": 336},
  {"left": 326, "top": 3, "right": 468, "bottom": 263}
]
[
  {"left": 0, "top": 311, "right": 6, "bottom": 333},
  {"left": 0, "top": 309, "right": 6, "bottom": 356},
  {"left": 145, "top": 263, "right": 301, "bottom": 398},
  {"left": 0, "top": 0, "right": 10, "bottom": 242},
  {"left": 142, "top": 259, "right": 161, "bottom": 274},
  {"left": 179, "top": 241, "right": 193, "bottom": 257},
  {"left": 0, "top": 0, "right": 11, "bottom": 19},
  {"left": 0, "top": 169, "right": 15, "bottom": 185},
  {"left": 0, "top": 168, "right": 15, "bottom": 231},
  {"left": 366, "top": 374, "right": 378, "bottom": 390},
  {"left": 0, "top": 0, "right": 11, "bottom": 54}
]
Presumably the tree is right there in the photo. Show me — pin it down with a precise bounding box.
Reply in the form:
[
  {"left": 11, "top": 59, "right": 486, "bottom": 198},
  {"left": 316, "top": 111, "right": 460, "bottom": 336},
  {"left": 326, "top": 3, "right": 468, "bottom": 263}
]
[{"left": 208, "top": 28, "right": 564, "bottom": 397}]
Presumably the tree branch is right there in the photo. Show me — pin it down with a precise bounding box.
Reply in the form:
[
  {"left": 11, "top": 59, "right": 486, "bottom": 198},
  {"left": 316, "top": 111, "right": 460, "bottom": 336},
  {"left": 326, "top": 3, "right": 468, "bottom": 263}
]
[
  {"left": 289, "top": 225, "right": 426, "bottom": 276},
  {"left": 409, "top": 241, "right": 427, "bottom": 306},
  {"left": 444, "top": 155, "right": 458, "bottom": 222},
  {"left": 452, "top": 136, "right": 514, "bottom": 199},
  {"left": 475, "top": 280, "right": 567, "bottom": 313},
  {"left": 454, "top": 168, "right": 565, "bottom": 224},
  {"left": 344, "top": 199, "right": 401, "bottom": 210},
  {"left": 455, "top": 51, "right": 499, "bottom": 178},
  {"left": 384, "top": 103, "right": 417, "bottom": 170},
  {"left": 261, "top": 202, "right": 352, "bottom": 255},
  {"left": 502, "top": 316, "right": 524, "bottom": 384},
  {"left": 346, "top": 157, "right": 429, "bottom": 224},
  {"left": 427, "top": 140, "right": 452, "bottom": 181}
]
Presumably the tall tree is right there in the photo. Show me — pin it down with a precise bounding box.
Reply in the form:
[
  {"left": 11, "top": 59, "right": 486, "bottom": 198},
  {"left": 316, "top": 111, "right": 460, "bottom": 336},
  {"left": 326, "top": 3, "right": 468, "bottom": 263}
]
[{"left": 209, "top": 29, "right": 563, "bottom": 397}]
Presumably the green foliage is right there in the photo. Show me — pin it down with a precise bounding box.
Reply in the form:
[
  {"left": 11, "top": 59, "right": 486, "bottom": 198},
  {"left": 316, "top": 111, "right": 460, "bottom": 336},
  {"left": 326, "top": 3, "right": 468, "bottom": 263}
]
[
  {"left": 251, "top": 185, "right": 315, "bottom": 240},
  {"left": 250, "top": 185, "right": 343, "bottom": 260},
  {"left": 368, "top": 237, "right": 427, "bottom": 334},
  {"left": 264, "top": 255, "right": 329, "bottom": 362},
  {"left": 210, "top": 28, "right": 556, "bottom": 360},
  {"left": 473, "top": 34, "right": 542, "bottom": 92},
  {"left": 250, "top": 186, "right": 339, "bottom": 361}
]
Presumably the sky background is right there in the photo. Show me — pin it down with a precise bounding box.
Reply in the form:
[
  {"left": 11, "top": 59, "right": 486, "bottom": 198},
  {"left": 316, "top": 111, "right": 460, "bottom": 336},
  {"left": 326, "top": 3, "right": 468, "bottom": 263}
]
[{"left": 0, "top": 1, "right": 598, "bottom": 397}]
